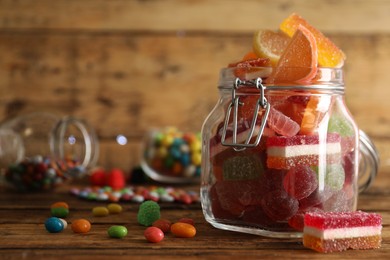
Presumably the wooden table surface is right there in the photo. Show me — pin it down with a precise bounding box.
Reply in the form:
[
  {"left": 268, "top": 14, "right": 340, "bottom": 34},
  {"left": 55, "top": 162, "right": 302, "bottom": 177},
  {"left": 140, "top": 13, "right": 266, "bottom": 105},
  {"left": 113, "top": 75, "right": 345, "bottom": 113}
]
[{"left": 0, "top": 178, "right": 389, "bottom": 260}]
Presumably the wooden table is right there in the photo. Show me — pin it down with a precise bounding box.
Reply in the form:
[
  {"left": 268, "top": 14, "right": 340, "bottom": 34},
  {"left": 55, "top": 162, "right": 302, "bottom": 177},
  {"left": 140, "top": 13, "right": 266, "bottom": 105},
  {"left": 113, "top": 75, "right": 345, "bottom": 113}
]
[{"left": 0, "top": 180, "right": 389, "bottom": 260}]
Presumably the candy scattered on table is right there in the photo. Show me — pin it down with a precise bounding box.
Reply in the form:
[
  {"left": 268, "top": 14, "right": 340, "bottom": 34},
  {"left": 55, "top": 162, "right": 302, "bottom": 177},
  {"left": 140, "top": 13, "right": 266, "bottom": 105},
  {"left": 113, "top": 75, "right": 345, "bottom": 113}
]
[
  {"left": 50, "top": 202, "right": 69, "bottom": 209},
  {"left": 71, "top": 219, "right": 91, "bottom": 234},
  {"left": 5, "top": 155, "right": 85, "bottom": 191},
  {"left": 45, "top": 217, "right": 65, "bottom": 233},
  {"left": 144, "top": 227, "right": 165, "bottom": 243},
  {"left": 142, "top": 127, "right": 202, "bottom": 181},
  {"left": 108, "top": 225, "right": 128, "bottom": 239},
  {"left": 303, "top": 211, "right": 382, "bottom": 253},
  {"left": 152, "top": 219, "right": 172, "bottom": 233},
  {"left": 170, "top": 222, "right": 196, "bottom": 238},
  {"left": 92, "top": 206, "right": 109, "bottom": 217},
  {"left": 51, "top": 207, "right": 69, "bottom": 218},
  {"left": 107, "top": 203, "right": 123, "bottom": 214},
  {"left": 137, "top": 201, "right": 161, "bottom": 226},
  {"left": 70, "top": 185, "right": 199, "bottom": 204}
]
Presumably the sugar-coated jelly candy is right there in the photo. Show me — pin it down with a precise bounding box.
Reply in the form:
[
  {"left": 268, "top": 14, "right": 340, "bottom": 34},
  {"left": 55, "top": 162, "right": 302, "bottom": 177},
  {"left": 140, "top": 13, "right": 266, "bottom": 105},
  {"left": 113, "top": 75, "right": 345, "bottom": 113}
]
[
  {"left": 283, "top": 165, "right": 318, "bottom": 200},
  {"left": 137, "top": 200, "right": 161, "bottom": 226},
  {"left": 222, "top": 155, "right": 264, "bottom": 180},
  {"left": 267, "top": 106, "right": 300, "bottom": 137},
  {"left": 108, "top": 225, "right": 128, "bottom": 238},
  {"left": 266, "top": 133, "right": 341, "bottom": 170},
  {"left": 45, "top": 217, "right": 64, "bottom": 233},
  {"left": 144, "top": 227, "right": 164, "bottom": 243},
  {"left": 71, "top": 219, "right": 91, "bottom": 233},
  {"left": 152, "top": 219, "right": 171, "bottom": 233},
  {"left": 171, "top": 222, "right": 196, "bottom": 238},
  {"left": 261, "top": 189, "right": 299, "bottom": 221},
  {"left": 303, "top": 211, "right": 382, "bottom": 253}
]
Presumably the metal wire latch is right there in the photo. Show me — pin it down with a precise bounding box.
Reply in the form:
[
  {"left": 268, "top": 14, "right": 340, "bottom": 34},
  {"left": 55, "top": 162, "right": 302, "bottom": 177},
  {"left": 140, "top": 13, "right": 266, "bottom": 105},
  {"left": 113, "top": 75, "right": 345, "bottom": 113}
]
[{"left": 220, "top": 77, "right": 270, "bottom": 151}]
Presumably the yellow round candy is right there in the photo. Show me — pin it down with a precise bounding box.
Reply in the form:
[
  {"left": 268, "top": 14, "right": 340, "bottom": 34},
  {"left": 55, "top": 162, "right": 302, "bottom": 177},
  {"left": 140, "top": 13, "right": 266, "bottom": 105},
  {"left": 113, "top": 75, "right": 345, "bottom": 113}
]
[
  {"left": 107, "top": 203, "right": 123, "bottom": 214},
  {"left": 92, "top": 206, "right": 109, "bottom": 217}
]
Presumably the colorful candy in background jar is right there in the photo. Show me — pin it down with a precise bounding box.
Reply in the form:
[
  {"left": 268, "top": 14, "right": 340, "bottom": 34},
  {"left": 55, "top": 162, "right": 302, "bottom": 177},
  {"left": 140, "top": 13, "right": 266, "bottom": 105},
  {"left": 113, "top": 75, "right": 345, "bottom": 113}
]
[
  {"left": 141, "top": 127, "right": 202, "bottom": 183},
  {"left": 4, "top": 155, "right": 86, "bottom": 191}
]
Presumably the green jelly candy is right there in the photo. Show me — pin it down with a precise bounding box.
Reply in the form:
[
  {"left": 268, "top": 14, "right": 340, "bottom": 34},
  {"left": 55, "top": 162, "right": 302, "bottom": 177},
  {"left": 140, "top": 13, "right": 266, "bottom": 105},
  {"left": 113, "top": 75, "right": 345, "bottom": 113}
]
[
  {"left": 108, "top": 225, "right": 128, "bottom": 238},
  {"left": 328, "top": 115, "right": 354, "bottom": 137},
  {"left": 222, "top": 155, "right": 263, "bottom": 180},
  {"left": 51, "top": 207, "right": 69, "bottom": 218},
  {"left": 325, "top": 164, "right": 345, "bottom": 191},
  {"left": 137, "top": 200, "right": 161, "bottom": 226}
]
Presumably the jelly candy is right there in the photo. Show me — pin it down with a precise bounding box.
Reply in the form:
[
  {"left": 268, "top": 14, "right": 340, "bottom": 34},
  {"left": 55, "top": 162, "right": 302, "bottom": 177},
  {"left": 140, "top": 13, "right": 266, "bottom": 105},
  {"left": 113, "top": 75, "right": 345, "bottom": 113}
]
[
  {"left": 303, "top": 211, "right": 382, "bottom": 253},
  {"left": 222, "top": 155, "right": 263, "bottom": 180},
  {"left": 266, "top": 133, "right": 341, "bottom": 169},
  {"left": 152, "top": 219, "right": 172, "bottom": 233},
  {"left": 324, "top": 164, "right": 345, "bottom": 191},
  {"left": 108, "top": 225, "right": 128, "bottom": 238},
  {"left": 107, "top": 203, "right": 123, "bottom": 214},
  {"left": 267, "top": 106, "right": 300, "bottom": 137},
  {"left": 283, "top": 165, "right": 318, "bottom": 200},
  {"left": 298, "top": 186, "right": 333, "bottom": 210},
  {"left": 261, "top": 189, "right": 299, "bottom": 221},
  {"left": 51, "top": 207, "right": 69, "bottom": 218},
  {"left": 288, "top": 207, "right": 323, "bottom": 231},
  {"left": 144, "top": 227, "right": 164, "bottom": 243},
  {"left": 137, "top": 200, "right": 161, "bottom": 226},
  {"left": 92, "top": 206, "right": 109, "bottom": 217},
  {"left": 241, "top": 205, "right": 274, "bottom": 228},
  {"left": 171, "top": 222, "right": 196, "bottom": 238}
]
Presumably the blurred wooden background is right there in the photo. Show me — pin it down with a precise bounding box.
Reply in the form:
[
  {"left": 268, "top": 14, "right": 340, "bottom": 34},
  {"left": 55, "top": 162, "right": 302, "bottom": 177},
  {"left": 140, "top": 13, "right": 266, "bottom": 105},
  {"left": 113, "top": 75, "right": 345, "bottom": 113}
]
[{"left": 0, "top": 0, "right": 389, "bottom": 187}]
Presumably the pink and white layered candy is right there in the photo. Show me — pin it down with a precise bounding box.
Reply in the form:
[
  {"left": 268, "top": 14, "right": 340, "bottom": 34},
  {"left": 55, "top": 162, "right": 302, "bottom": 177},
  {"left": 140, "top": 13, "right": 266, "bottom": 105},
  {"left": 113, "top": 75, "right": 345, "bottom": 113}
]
[
  {"left": 266, "top": 133, "right": 341, "bottom": 169},
  {"left": 303, "top": 211, "right": 382, "bottom": 253}
]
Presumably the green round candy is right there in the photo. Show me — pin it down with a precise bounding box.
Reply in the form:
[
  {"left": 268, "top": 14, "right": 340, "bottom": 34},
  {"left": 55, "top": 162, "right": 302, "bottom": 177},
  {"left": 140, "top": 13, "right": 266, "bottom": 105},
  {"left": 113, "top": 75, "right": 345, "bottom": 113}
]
[
  {"left": 137, "top": 200, "right": 160, "bottom": 226},
  {"left": 108, "top": 225, "right": 128, "bottom": 238},
  {"left": 51, "top": 207, "right": 69, "bottom": 218}
]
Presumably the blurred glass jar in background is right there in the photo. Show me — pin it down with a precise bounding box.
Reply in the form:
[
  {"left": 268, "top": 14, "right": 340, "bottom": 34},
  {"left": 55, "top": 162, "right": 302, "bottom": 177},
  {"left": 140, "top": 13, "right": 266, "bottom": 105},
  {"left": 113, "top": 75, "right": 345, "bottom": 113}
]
[
  {"left": 141, "top": 127, "right": 201, "bottom": 184},
  {"left": 0, "top": 112, "right": 99, "bottom": 191}
]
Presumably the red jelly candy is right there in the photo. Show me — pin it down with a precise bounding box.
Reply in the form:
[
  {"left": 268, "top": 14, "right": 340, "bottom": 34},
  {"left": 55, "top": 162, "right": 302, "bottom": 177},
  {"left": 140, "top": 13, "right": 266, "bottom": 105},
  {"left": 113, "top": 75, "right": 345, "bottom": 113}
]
[
  {"left": 242, "top": 205, "right": 274, "bottom": 227},
  {"left": 267, "top": 106, "right": 300, "bottom": 137},
  {"left": 90, "top": 168, "right": 106, "bottom": 186},
  {"left": 283, "top": 165, "right": 318, "bottom": 200},
  {"left": 261, "top": 189, "right": 299, "bottom": 221}
]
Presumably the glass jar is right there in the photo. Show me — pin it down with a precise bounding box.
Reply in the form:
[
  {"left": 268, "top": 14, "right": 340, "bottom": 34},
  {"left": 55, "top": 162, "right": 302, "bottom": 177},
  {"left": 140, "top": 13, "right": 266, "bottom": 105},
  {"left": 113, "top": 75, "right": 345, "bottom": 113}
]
[
  {"left": 0, "top": 112, "right": 99, "bottom": 191},
  {"left": 200, "top": 67, "right": 379, "bottom": 238},
  {"left": 141, "top": 127, "right": 202, "bottom": 184}
]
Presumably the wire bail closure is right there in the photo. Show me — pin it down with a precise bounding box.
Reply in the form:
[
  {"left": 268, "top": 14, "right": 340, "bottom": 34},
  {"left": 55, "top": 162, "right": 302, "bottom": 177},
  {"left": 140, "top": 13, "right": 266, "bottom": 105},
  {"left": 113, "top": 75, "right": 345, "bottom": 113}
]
[{"left": 220, "top": 77, "right": 270, "bottom": 151}]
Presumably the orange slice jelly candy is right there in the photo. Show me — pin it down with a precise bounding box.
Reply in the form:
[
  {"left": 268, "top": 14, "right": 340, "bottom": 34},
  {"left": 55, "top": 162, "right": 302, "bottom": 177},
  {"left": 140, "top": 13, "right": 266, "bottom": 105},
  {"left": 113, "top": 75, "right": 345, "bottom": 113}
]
[
  {"left": 280, "top": 13, "right": 346, "bottom": 68},
  {"left": 266, "top": 25, "right": 318, "bottom": 84},
  {"left": 253, "top": 29, "right": 290, "bottom": 66}
]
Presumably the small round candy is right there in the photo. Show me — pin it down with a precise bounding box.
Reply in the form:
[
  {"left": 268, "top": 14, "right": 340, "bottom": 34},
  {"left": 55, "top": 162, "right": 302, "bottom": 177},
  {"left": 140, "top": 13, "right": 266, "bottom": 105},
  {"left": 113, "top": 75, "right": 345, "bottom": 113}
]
[
  {"left": 59, "top": 218, "right": 68, "bottom": 229},
  {"left": 107, "top": 203, "right": 122, "bottom": 214},
  {"left": 71, "top": 219, "right": 91, "bottom": 233},
  {"left": 144, "top": 227, "right": 164, "bottom": 243},
  {"left": 45, "top": 217, "right": 64, "bottom": 233},
  {"left": 108, "top": 225, "right": 128, "bottom": 238},
  {"left": 92, "top": 206, "right": 109, "bottom": 217},
  {"left": 50, "top": 201, "right": 69, "bottom": 209},
  {"left": 171, "top": 222, "right": 196, "bottom": 238},
  {"left": 51, "top": 207, "right": 69, "bottom": 218},
  {"left": 152, "top": 219, "right": 171, "bottom": 233}
]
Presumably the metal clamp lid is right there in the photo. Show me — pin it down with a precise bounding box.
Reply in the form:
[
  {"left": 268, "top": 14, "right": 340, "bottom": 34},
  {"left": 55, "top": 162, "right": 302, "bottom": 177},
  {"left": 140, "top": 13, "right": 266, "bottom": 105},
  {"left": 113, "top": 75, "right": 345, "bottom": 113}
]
[{"left": 220, "top": 77, "right": 270, "bottom": 151}]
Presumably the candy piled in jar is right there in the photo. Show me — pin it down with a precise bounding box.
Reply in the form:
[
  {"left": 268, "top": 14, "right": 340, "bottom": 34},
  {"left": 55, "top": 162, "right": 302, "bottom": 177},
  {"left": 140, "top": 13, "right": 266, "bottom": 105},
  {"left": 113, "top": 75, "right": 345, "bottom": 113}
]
[
  {"left": 143, "top": 128, "right": 201, "bottom": 182},
  {"left": 208, "top": 13, "right": 357, "bottom": 232},
  {"left": 5, "top": 155, "right": 85, "bottom": 191}
]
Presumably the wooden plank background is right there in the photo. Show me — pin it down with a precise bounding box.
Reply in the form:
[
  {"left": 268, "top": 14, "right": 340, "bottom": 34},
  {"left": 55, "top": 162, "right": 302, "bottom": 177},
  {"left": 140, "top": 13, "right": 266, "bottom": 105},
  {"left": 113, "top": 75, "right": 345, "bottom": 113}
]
[{"left": 0, "top": 0, "right": 389, "bottom": 184}]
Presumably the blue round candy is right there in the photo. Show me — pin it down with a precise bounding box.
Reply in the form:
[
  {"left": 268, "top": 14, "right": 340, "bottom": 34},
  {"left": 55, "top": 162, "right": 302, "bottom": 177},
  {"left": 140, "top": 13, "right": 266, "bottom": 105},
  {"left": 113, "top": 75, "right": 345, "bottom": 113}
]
[{"left": 45, "top": 217, "right": 64, "bottom": 233}]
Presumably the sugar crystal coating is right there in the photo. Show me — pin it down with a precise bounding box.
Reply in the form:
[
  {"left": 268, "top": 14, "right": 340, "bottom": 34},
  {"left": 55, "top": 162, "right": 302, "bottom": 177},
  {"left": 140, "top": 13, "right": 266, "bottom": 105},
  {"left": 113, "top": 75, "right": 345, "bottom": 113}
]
[{"left": 137, "top": 200, "right": 161, "bottom": 226}]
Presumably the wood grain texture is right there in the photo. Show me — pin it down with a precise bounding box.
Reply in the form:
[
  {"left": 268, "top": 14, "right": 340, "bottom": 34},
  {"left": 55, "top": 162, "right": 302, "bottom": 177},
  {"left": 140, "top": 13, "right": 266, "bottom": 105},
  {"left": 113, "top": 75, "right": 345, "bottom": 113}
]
[
  {"left": 0, "top": 0, "right": 389, "bottom": 176},
  {"left": 0, "top": 0, "right": 389, "bottom": 33}
]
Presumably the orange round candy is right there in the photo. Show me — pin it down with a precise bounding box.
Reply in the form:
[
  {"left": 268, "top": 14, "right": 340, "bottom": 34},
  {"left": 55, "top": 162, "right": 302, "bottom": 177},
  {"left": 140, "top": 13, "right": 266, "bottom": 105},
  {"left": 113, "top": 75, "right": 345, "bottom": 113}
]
[
  {"left": 71, "top": 219, "right": 91, "bottom": 233},
  {"left": 50, "top": 201, "right": 69, "bottom": 209},
  {"left": 170, "top": 222, "right": 196, "bottom": 238}
]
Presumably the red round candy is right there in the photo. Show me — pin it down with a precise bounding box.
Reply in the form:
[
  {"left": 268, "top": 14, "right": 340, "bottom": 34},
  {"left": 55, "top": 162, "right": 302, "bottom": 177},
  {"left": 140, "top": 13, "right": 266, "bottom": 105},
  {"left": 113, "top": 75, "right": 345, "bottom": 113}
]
[
  {"left": 89, "top": 168, "right": 106, "bottom": 186},
  {"left": 152, "top": 219, "right": 171, "bottom": 233},
  {"left": 106, "top": 168, "right": 126, "bottom": 190},
  {"left": 144, "top": 227, "right": 164, "bottom": 243},
  {"left": 178, "top": 218, "right": 194, "bottom": 226}
]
